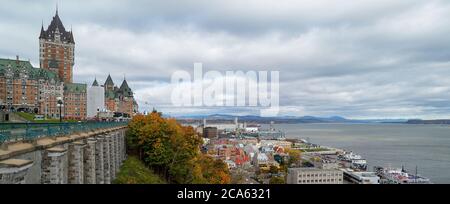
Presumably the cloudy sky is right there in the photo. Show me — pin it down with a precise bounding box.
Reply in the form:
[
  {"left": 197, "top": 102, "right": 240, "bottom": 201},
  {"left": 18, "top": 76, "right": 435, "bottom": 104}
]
[{"left": 1, "top": 0, "right": 450, "bottom": 119}]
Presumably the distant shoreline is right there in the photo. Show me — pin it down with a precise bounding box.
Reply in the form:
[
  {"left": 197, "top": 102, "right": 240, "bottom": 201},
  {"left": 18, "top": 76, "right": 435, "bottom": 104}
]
[
  {"left": 175, "top": 116, "right": 450, "bottom": 125},
  {"left": 405, "top": 119, "right": 450, "bottom": 125}
]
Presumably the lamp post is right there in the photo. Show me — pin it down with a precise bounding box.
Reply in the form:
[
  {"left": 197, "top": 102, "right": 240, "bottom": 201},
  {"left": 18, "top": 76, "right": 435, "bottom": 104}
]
[
  {"left": 96, "top": 107, "right": 102, "bottom": 122},
  {"left": 57, "top": 97, "right": 64, "bottom": 123}
]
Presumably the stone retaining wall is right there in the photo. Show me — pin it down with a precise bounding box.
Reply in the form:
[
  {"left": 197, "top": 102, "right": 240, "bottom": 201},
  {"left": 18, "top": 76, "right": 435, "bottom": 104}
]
[{"left": 0, "top": 127, "right": 127, "bottom": 184}]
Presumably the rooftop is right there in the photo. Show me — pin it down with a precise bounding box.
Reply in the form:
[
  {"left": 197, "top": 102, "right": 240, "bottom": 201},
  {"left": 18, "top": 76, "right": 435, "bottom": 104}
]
[
  {"left": 0, "top": 57, "right": 60, "bottom": 81},
  {"left": 40, "top": 9, "right": 74, "bottom": 44},
  {"left": 64, "top": 83, "right": 87, "bottom": 93}
]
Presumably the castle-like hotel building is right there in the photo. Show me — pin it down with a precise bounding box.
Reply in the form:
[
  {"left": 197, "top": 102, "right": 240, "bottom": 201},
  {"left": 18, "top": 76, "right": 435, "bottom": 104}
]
[{"left": 0, "top": 8, "right": 138, "bottom": 120}]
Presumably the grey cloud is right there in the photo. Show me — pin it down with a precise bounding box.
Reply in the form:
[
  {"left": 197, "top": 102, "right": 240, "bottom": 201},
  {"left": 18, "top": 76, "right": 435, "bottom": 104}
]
[{"left": 1, "top": 0, "right": 450, "bottom": 119}]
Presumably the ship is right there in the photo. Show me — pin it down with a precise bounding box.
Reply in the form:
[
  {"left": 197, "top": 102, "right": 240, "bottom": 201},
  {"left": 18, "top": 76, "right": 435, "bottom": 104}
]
[
  {"left": 351, "top": 159, "right": 368, "bottom": 171},
  {"left": 338, "top": 151, "right": 368, "bottom": 171},
  {"left": 338, "top": 151, "right": 362, "bottom": 161},
  {"left": 373, "top": 166, "right": 431, "bottom": 184}
]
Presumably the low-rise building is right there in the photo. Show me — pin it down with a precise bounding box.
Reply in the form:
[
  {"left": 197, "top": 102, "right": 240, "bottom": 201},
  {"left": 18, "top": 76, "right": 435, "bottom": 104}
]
[
  {"left": 260, "top": 140, "right": 293, "bottom": 149},
  {"left": 203, "top": 127, "right": 218, "bottom": 138},
  {"left": 244, "top": 144, "right": 259, "bottom": 155},
  {"left": 253, "top": 153, "right": 269, "bottom": 170},
  {"left": 287, "top": 168, "right": 344, "bottom": 184},
  {"left": 252, "top": 153, "right": 279, "bottom": 172},
  {"left": 313, "top": 159, "right": 339, "bottom": 170},
  {"left": 260, "top": 146, "right": 274, "bottom": 154},
  {"left": 342, "top": 169, "right": 380, "bottom": 184}
]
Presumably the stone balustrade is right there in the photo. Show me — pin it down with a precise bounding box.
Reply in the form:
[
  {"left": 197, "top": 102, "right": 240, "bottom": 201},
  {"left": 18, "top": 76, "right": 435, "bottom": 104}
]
[{"left": 0, "top": 127, "right": 127, "bottom": 184}]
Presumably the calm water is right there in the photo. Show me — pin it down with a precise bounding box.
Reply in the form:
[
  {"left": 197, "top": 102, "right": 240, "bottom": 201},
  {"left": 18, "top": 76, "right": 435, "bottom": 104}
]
[{"left": 268, "top": 123, "right": 450, "bottom": 184}]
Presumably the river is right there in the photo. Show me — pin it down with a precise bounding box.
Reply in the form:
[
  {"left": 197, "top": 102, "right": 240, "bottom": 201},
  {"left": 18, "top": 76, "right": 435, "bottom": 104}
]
[{"left": 266, "top": 123, "right": 450, "bottom": 184}]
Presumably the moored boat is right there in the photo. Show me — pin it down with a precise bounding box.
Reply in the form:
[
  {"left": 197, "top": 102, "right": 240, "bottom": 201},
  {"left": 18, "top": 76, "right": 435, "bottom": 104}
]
[{"left": 373, "top": 166, "right": 431, "bottom": 184}]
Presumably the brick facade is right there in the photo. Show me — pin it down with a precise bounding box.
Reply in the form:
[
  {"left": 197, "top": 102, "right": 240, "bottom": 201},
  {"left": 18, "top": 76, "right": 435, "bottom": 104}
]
[
  {"left": 63, "top": 83, "right": 87, "bottom": 120},
  {"left": 0, "top": 58, "right": 63, "bottom": 117},
  {"left": 39, "top": 10, "right": 75, "bottom": 83}
]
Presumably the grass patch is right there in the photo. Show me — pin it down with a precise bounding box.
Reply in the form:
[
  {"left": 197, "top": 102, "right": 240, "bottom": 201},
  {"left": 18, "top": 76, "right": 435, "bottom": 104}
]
[
  {"left": 301, "top": 148, "right": 330, "bottom": 152},
  {"left": 15, "top": 112, "right": 79, "bottom": 123},
  {"left": 16, "top": 112, "right": 35, "bottom": 121},
  {"left": 114, "top": 156, "right": 166, "bottom": 184}
]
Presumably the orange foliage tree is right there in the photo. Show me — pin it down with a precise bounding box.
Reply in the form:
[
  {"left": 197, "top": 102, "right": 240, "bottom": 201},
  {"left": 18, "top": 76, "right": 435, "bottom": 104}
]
[{"left": 127, "top": 110, "right": 230, "bottom": 184}]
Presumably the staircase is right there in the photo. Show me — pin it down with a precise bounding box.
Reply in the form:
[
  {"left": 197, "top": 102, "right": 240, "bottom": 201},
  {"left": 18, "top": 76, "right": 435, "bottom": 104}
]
[{"left": 0, "top": 112, "right": 28, "bottom": 123}]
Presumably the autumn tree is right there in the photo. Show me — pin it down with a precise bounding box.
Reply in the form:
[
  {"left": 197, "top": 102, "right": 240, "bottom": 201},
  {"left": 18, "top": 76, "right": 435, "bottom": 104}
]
[
  {"left": 286, "top": 149, "right": 302, "bottom": 167},
  {"left": 126, "top": 111, "right": 230, "bottom": 184},
  {"left": 269, "top": 165, "right": 279, "bottom": 174},
  {"left": 192, "top": 154, "right": 231, "bottom": 184},
  {"left": 269, "top": 176, "right": 286, "bottom": 184}
]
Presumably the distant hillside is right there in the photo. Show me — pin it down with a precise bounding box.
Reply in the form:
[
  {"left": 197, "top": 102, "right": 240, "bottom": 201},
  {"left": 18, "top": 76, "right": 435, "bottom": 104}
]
[
  {"left": 406, "top": 119, "right": 450, "bottom": 124},
  {"left": 173, "top": 114, "right": 409, "bottom": 124}
]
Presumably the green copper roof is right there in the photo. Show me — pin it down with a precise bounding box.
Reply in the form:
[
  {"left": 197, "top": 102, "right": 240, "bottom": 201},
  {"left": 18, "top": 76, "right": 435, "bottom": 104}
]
[
  {"left": 119, "top": 79, "right": 133, "bottom": 97},
  {"left": 0, "top": 58, "right": 60, "bottom": 81},
  {"left": 92, "top": 78, "right": 99, "bottom": 86},
  {"left": 105, "top": 90, "right": 116, "bottom": 99},
  {"left": 101, "top": 76, "right": 135, "bottom": 99},
  {"left": 105, "top": 74, "right": 114, "bottom": 86},
  {"left": 119, "top": 79, "right": 130, "bottom": 90},
  {"left": 0, "top": 58, "right": 33, "bottom": 69},
  {"left": 64, "top": 83, "right": 87, "bottom": 93}
]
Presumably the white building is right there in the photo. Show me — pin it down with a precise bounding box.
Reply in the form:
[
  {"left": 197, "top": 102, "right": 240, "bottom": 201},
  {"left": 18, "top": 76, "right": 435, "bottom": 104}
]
[
  {"left": 287, "top": 168, "right": 344, "bottom": 184},
  {"left": 313, "top": 159, "right": 339, "bottom": 170},
  {"left": 205, "top": 124, "right": 238, "bottom": 131},
  {"left": 244, "top": 144, "right": 259, "bottom": 155},
  {"left": 87, "top": 79, "right": 105, "bottom": 118},
  {"left": 245, "top": 127, "right": 259, "bottom": 133},
  {"left": 260, "top": 140, "right": 293, "bottom": 149},
  {"left": 252, "top": 153, "right": 269, "bottom": 166},
  {"left": 342, "top": 169, "right": 380, "bottom": 184}
]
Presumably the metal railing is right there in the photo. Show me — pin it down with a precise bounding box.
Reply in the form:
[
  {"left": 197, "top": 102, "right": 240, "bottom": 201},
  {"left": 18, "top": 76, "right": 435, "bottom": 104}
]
[{"left": 0, "top": 122, "right": 128, "bottom": 144}]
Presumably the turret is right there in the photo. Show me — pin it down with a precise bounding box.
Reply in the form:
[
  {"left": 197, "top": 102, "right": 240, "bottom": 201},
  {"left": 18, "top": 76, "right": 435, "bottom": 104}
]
[
  {"left": 92, "top": 78, "right": 99, "bottom": 87},
  {"left": 104, "top": 74, "right": 114, "bottom": 91}
]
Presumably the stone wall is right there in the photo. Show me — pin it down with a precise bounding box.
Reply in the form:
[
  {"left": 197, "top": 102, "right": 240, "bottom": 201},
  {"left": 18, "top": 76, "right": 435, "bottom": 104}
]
[
  {"left": 103, "top": 135, "right": 111, "bottom": 184},
  {"left": 0, "top": 159, "right": 33, "bottom": 184},
  {"left": 41, "top": 147, "right": 67, "bottom": 184},
  {"left": 84, "top": 138, "right": 96, "bottom": 184},
  {"left": 0, "top": 127, "right": 127, "bottom": 184},
  {"left": 95, "top": 135, "right": 105, "bottom": 184},
  {"left": 68, "top": 142, "right": 85, "bottom": 184}
]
